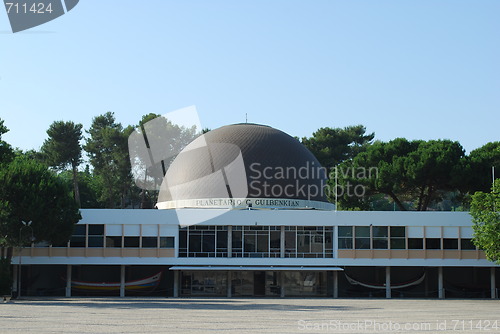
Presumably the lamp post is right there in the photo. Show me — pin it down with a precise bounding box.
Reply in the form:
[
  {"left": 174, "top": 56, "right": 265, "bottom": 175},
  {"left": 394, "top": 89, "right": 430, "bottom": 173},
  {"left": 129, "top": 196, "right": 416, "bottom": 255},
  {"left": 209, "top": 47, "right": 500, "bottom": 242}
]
[{"left": 18, "top": 221, "right": 33, "bottom": 298}]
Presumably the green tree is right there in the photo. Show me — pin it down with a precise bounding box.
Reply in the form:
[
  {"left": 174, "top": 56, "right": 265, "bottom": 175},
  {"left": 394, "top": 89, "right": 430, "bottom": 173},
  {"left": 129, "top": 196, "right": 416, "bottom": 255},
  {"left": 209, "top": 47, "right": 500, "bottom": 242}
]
[
  {"left": 470, "top": 179, "right": 500, "bottom": 264},
  {"left": 301, "top": 125, "right": 374, "bottom": 169},
  {"left": 463, "top": 142, "right": 500, "bottom": 193},
  {"left": 337, "top": 139, "right": 465, "bottom": 211},
  {"left": 41, "top": 121, "right": 83, "bottom": 206},
  {"left": 0, "top": 156, "right": 81, "bottom": 260},
  {"left": 84, "top": 112, "right": 132, "bottom": 208},
  {"left": 0, "top": 118, "right": 14, "bottom": 165}
]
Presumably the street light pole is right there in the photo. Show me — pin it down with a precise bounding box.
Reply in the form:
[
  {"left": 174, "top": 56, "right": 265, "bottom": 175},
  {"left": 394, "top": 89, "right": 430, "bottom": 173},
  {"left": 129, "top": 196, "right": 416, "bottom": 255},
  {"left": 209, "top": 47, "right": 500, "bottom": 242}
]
[{"left": 18, "top": 221, "right": 33, "bottom": 298}]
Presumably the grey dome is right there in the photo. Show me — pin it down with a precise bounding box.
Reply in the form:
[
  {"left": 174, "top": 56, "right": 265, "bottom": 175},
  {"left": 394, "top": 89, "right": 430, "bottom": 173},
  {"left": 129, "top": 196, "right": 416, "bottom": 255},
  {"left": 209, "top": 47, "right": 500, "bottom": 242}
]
[{"left": 157, "top": 123, "right": 330, "bottom": 206}]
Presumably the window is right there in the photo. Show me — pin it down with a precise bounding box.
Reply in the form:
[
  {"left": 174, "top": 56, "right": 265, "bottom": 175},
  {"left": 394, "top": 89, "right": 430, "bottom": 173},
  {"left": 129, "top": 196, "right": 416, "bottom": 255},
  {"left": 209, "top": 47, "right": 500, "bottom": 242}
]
[
  {"left": 338, "top": 226, "right": 353, "bottom": 249},
  {"left": 142, "top": 236, "right": 157, "bottom": 248},
  {"left": 390, "top": 226, "right": 406, "bottom": 249},
  {"left": 425, "top": 238, "right": 441, "bottom": 250},
  {"left": 87, "top": 224, "right": 104, "bottom": 247},
  {"left": 160, "top": 237, "right": 174, "bottom": 248},
  {"left": 106, "top": 236, "right": 122, "bottom": 248},
  {"left": 355, "top": 226, "right": 370, "bottom": 249},
  {"left": 461, "top": 239, "right": 476, "bottom": 250},
  {"left": 70, "top": 224, "right": 86, "bottom": 247},
  {"left": 408, "top": 238, "right": 423, "bottom": 249},
  {"left": 124, "top": 237, "right": 140, "bottom": 248},
  {"left": 443, "top": 238, "right": 458, "bottom": 250},
  {"left": 372, "top": 226, "right": 388, "bottom": 249}
]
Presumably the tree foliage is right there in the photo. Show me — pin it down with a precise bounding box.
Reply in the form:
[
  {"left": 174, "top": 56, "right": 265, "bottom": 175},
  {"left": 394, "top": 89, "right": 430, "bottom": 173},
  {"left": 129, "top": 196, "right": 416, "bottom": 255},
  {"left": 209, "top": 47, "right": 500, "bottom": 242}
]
[
  {"left": 470, "top": 179, "right": 500, "bottom": 264},
  {"left": 0, "top": 118, "right": 14, "bottom": 165},
  {"left": 84, "top": 112, "right": 133, "bottom": 208},
  {"left": 0, "top": 156, "right": 81, "bottom": 251},
  {"left": 335, "top": 139, "right": 465, "bottom": 211},
  {"left": 301, "top": 125, "right": 374, "bottom": 169},
  {"left": 41, "top": 121, "right": 83, "bottom": 205}
]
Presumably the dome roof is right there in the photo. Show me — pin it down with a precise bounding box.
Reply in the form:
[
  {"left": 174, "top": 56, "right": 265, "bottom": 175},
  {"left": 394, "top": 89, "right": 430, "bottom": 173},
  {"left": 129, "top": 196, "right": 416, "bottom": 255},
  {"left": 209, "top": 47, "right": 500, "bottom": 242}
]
[{"left": 157, "top": 123, "right": 333, "bottom": 210}]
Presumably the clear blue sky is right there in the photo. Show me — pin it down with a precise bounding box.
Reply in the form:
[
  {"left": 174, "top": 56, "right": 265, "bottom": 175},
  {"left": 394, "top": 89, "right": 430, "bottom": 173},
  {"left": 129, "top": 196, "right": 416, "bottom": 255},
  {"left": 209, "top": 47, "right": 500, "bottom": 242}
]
[{"left": 1, "top": 1, "right": 499, "bottom": 154}]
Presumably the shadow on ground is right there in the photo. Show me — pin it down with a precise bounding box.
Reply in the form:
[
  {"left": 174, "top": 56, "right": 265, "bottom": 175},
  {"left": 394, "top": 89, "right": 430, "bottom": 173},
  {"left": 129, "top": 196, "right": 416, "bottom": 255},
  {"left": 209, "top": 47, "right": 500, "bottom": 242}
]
[{"left": 9, "top": 298, "right": 380, "bottom": 312}]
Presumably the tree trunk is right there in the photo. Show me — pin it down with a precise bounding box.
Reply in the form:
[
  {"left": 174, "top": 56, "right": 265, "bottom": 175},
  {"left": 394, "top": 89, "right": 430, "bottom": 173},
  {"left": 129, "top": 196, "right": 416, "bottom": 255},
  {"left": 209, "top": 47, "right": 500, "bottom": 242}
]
[
  {"left": 422, "top": 185, "right": 434, "bottom": 211},
  {"left": 417, "top": 186, "right": 426, "bottom": 211},
  {"left": 388, "top": 191, "right": 407, "bottom": 211},
  {"left": 72, "top": 163, "right": 81, "bottom": 207}
]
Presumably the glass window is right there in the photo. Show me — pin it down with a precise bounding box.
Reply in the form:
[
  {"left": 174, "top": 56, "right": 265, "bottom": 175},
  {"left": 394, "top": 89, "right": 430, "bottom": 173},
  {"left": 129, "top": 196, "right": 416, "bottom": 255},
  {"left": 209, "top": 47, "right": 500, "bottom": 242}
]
[
  {"left": 189, "top": 234, "right": 202, "bottom": 252},
  {"left": 216, "top": 231, "right": 228, "bottom": 249},
  {"left": 408, "top": 238, "right": 423, "bottom": 249},
  {"left": 373, "top": 238, "right": 388, "bottom": 249},
  {"left": 69, "top": 236, "right": 85, "bottom": 248},
  {"left": 443, "top": 238, "right": 458, "bottom": 250},
  {"left": 355, "top": 238, "right": 370, "bottom": 249},
  {"left": 270, "top": 231, "right": 280, "bottom": 249},
  {"left": 285, "top": 230, "right": 296, "bottom": 257},
  {"left": 425, "top": 238, "right": 441, "bottom": 250},
  {"left": 179, "top": 230, "right": 187, "bottom": 249},
  {"left": 355, "top": 226, "right": 370, "bottom": 238},
  {"left": 461, "top": 239, "right": 476, "bottom": 250},
  {"left": 257, "top": 234, "right": 269, "bottom": 253},
  {"left": 202, "top": 234, "right": 215, "bottom": 253},
  {"left": 142, "top": 236, "right": 157, "bottom": 248},
  {"left": 372, "top": 226, "right": 388, "bottom": 237},
  {"left": 390, "top": 226, "right": 405, "bottom": 237},
  {"left": 232, "top": 231, "right": 242, "bottom": 248},
  {"left": 88, "top": 236, "right": 103, "bottom": 247},
  {"left": 244, "top": 234, "right": 256, "bottom": 253},
  {"left": 338, "top": 226, "right": 353, "bottom": 237},
  {"left": 124, "top": 236, "right": 140, "bottom": 248},
  {"left": 73, "top": 225, "right": 86, "bottom": 236},
  {"left": 160, "top": 237, "right": 174, "bottom": 248},
  {"left": 106, "top": 236, "right": 122, "bottom": 248},
  {"left": 88, "top": 224, "right": 104, "bottom": 235},
  {"left": 390, "top": 238, "right": 406, "bottom": 249},
  {"left": 338, "top": 238, "right": 353, "bottom": 249}
]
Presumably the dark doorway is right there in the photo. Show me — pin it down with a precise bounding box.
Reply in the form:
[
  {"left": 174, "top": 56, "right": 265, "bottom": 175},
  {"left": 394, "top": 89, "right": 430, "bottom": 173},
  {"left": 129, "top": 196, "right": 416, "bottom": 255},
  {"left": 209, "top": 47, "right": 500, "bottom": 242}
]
[{"left": 254, "top": 271, "right": 265, "bottom": 296}]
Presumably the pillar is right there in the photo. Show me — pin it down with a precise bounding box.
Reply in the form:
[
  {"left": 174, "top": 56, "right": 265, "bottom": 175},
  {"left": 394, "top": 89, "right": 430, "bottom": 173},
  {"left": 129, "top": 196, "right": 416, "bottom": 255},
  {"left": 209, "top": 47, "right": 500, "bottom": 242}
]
[
  {"left": 65, "top": 265, "right": 72, "bottom": 297},
  {"left": 438, "top": 267, "right": 444, "bottom": 299},
  {"left": 227, "top": 271, "right": 232, "bottom": 297},
  {"left": 491, "top": 267, "right": 496, "bottom": 299},
  {"left": 120, "top": 265, "right": 125, "bottom": 298},
  {"left": 173, "top": 270, "right": 179, "bottom": 297},
  {"left": 333, "top": 271, "right": 339, "bottom": 298},
  {"left": 385, "top": 267, "right": 391, "bottom": 299}
]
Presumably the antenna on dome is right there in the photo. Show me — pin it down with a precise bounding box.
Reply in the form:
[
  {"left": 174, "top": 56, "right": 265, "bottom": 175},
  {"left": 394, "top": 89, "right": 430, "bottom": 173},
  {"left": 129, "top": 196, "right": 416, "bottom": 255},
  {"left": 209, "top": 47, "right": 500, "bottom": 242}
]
[{"left": 245, "top": 113, "right": 248, "bottom": 123}]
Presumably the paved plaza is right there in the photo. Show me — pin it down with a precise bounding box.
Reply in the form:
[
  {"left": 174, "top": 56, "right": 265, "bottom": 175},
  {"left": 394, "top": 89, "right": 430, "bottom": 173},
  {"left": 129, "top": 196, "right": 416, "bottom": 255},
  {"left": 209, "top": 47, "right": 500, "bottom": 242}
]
[{"left": 1, "top": 298, "right": 499, "bottom": 333}]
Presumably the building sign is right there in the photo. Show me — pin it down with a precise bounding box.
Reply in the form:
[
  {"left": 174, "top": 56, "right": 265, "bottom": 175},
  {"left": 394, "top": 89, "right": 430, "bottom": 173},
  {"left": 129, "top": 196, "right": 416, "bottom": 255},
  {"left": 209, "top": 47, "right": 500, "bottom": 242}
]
[{"left": 156, "top": 197, "right": 335, "bottom": 210}]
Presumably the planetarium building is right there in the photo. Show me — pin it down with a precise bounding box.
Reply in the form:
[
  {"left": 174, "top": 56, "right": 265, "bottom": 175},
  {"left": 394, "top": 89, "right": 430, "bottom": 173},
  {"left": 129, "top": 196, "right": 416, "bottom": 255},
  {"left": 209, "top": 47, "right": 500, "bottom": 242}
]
[{"left": 13, "top": 124, "right": 499, "bottom": 298}]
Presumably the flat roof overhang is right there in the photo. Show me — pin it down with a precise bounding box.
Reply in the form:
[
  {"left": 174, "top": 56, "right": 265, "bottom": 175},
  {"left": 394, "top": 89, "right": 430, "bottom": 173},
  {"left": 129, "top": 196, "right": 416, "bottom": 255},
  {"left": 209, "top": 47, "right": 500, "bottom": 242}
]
[{"left": 169, "top": 266, "right": 344, "bottom": 271}]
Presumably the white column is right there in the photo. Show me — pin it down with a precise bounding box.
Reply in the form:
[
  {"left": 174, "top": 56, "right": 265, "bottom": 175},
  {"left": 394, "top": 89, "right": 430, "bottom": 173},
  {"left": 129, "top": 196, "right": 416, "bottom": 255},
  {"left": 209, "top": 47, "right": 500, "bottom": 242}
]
[
  {"left": 120, "top": 265, "right": 125, "bottom": 298},
  {"left": 173, "top": 271, "right": 179, "bottom": 297},
  {"left": 385, "top": 267, "right": 391, "bottom": 299},
  {"left": 333, "top": 271, "right": 339, "bottom": 298},
  {"left": 491, "top": 268, "right": 496, "bottom": 299},
  {"left": 227, "top": 271, "right": 232, "bottom": 297},
  {"left": 65, "top": 265, "right": 72, "bottom": 297},
  {"left": 438, "top": 267, "right": 444, "bottom": 299}
]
